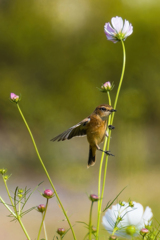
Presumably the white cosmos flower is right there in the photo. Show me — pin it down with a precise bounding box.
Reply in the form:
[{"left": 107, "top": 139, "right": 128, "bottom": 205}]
[
  {"left": 104, "top": 16, "right": 133, "bottom": 43},
  {"left": 102, "top": 201, "right": 153, "bottom": 238}
]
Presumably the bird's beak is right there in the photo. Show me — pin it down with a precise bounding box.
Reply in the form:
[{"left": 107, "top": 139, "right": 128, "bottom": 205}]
[{"left": 110, "top": 109, "right": 117, "bottom": 112}]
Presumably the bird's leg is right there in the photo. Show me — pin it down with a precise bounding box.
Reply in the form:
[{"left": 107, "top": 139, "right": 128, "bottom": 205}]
[
  {"left": 96, "top": 145, "right": 114, "bottom": 156},
  {"left": 106, "top": 125, "right": 115, "bottom": 138}
]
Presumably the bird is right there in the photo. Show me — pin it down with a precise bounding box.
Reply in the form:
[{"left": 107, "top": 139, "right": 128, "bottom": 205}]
[{"left": 51, "top": 104, "right": 116, "bottom": 168}]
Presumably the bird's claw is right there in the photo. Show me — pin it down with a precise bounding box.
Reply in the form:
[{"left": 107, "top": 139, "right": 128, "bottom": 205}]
[
  {"left": 108, "top": 125, "right": 115, "bottom": 130},
  {"left": 105, "top": 151, "right": 114, "bottom": 156}
]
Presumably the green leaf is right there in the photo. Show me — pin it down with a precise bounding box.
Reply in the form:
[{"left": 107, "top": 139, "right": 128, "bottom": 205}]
[
  {"left": 20, "top": 206, "right": 37, "bottom": 217},
  {"left": 103, "top": 186, "right": 127, "bottom": 212},
  {"left": 76, "top": 221, "right": 89, "bottom": 227},
  {"left": 21, "top": 181, "right": 43, "bottom": 212},
  {"left": 62, "top": 225, "right": 75, "bottom": 238}
]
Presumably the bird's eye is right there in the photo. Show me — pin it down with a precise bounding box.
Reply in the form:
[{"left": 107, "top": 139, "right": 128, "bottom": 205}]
[{"left": 100, "top": 107, "right": 106, "bottom": 111}]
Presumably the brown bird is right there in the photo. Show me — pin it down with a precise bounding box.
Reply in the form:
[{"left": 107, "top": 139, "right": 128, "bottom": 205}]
[{"left": 51, "top": 104, "right": 116, "bottom": 167}]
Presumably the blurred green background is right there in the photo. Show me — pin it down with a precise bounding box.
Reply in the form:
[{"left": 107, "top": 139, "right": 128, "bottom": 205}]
[{"left": 0, "top": 0, "right": 160, "bottom": 239}]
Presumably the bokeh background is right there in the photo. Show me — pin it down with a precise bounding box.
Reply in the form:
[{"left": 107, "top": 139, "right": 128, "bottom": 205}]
[{"left": 0, "top": 0, "right": 160, "bottom": 239}]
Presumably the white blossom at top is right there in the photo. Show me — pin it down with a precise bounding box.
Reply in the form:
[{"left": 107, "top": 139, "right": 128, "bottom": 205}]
[{"left": 104, "top": 16, "right": 133, "bottom": 43}]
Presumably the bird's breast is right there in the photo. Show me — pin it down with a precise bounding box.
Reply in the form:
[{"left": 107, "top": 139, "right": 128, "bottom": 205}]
[{"left": 86, "top": 116, "right": 107, "bottom": 146}]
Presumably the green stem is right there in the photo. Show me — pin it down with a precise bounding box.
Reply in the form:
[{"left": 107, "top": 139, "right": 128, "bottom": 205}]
[
  {"left": 98, "top": 92, "right": 111, "bottom": 198},
  {"left": 0, "top": 196, "right": 16, "bottom": 217},
  {"left": 37, "top": 199, "right": 49, "bottom": 240},
  {"left": 43, "top": 219, "right": 48, "bottom": 240},
  {"left": 17, "top": 216, "right": 31, "bottom": 240},
  {"left": 16, "top": 103, "right": 76, "bottom": 240},
  {"left": 97, "top": 92, "right": 111, "bottom": 239},
  {"left": 2, "top": 179, "right": 31, "bottom": 239},
  {"left": 111, "top": 40, "right": 126, "bottom": 124},
  {"left": 3, "top": 177, "right": 14, "bottom": 209},
  {"left": 89, "top": 202, "right": 93, "bottom": 240},
  {"left": 19, "top": 198, "right": 21, "bottom": 215},
  {"left": 96, "top": 40, "right": 126, "bottom": 240},
  {"left": 3, "top": 177, "right": 19, "bottom": 217}
]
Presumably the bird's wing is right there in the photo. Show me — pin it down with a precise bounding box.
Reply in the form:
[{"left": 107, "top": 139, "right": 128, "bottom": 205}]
[{"left": 51, "top": 117, "right": 90, "bottom": 141}]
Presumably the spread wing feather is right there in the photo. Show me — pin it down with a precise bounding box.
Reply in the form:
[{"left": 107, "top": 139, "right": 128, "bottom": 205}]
[{"left": 51, "top": 117, "right": 90, "bottom": 142}]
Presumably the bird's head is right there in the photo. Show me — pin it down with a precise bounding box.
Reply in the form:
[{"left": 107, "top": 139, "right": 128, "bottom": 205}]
[{"left": 94, "top": 104, "right": 116, "bottom": 120}]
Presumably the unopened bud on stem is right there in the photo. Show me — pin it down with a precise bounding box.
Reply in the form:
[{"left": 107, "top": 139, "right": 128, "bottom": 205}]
[
  {"left": 43, "top": 189, "right": 54, "bottom": 199},
  {"left": 57, "top": 228, "right": 65, "bottom": 236},
  {"left": 37, "top": 204, "right": 46, "bottom": 213},
  {"left": 89, "top": 194, "right": 99, "bottom": 202}
]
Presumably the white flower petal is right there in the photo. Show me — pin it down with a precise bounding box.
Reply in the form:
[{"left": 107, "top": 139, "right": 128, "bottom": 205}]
[
  {"left": 105, "top": 208, "right": 118, "bottom": 225},
  {"left": 136, "top": 219, "right": 145, "bottom": 230},
  {"left": 124, "top": 24, "right": 133, "bottom": 37},
  {"left": 105, "top": 33, "right": 116, "bottom": 41},
  {"left": 104, "top": 23, "right": 118, "bottom": 42},
  {"left": 111, "top": 203, "right": 122, "bottom": 212},
  {"left": 115, "top": 229, "right": 130, "bottom": 238},
  {"left": 116, "top": 203, "right": 130, "bottom": 228},
  {"left": 104, "top": 23, "right": 116, "bottom": 36},
  {"left": 122, "top": 20, "right": 130, "bottom": 34},
  {"left": 111, "top": 16, "right": 123, "bottom": 32},
  {"left": 143, "top": 206, "right": 153, "bottom": 225},
  {"left": 102, "top": 215, "right": 114, "bottom": 232},
  {"left": 127, "top": 202, "right": 144, "bottom": 225}
]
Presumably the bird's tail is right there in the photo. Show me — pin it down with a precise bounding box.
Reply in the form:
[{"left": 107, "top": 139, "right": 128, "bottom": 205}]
[{"left": 87, "top": 146, "right": 96, "bottom": 168}]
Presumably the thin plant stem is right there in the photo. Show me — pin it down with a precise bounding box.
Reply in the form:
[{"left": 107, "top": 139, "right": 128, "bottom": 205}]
[
  {"left": 0, "top": 196, "right": 16, "bottom": 217},
  {"left": 16, "top": 103, "right": 77, "bottom": 240},
  {"left": 111, "top": 40, "right": 126, "bottom": 124},
  {"left": 98, "top": 92, "right": 111, "bottom": 198},
  {"left": 89, "top": 202, "right": 94, "bottom": 240},
  {"left": 17, "top": 215, "right": 31, "bottom": 240},
  {"left": 37, "top": 199, "right": 48, "bottom": 240},
  {"left": 43, "top": 220, "right": 48, "bottom": 240},
  {"left": 19, "top": 197, "right": 21, "bottom": 215},
  {"left": 3, "top": 177, "right": 15, "bottom": 209},
  {"left": 97, "top": 92, "right": 111, "bottom": 238},
  {"left": 96, "top": 40, "right": 126, "bottom": 240},
  {"left": 2, "top": 179, "right": 31, "bottom": 239}
]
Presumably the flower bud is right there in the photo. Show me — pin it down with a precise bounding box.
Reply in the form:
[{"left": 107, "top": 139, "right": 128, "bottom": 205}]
[
  {"left": 119, "top": 201, "right": 125, "bottom": 206},
  {"left": 17, "top": 189, "right": 23, "bottom": 198},
  {"left": 126, "top": 226, "right": 136, "bottom": 235},
  {"left": 92, "top": 226, "right": 97, "bottom": 233},
  {"left": 140, "top": 228, "right": 149, "bottom": 236},
  {"left": 18, "top": 189, "right": 24, "bottom": 194},
  {"left": 109, "top": 235, "right": 117, "bottom": 240},
  {"left": 89, "top": 194, "right": 99, "bottom": 202},
  {"left": 3, "top": 175, "right": 9, "bottom": 181},
  {"left": 57, "top": 228, "right": 65, "bottom": 236},
  {"left": 0, "top": 168, "right": 7, "bottom": 175},
  {"left": 101, "top": 81, "right": 113, "bottom": 92},
  {"left": 10, "top": 93, "right": 20, "bottom": 103},
  {"left": 43, "top": 189, "right": 54, "bottom": 199},
  {"left": 37, "top": 204, "right": 46, "bottom": 213},
  {"left": 129, "top": 200, "right": 134, "bottom": 208},
  {"left": 18, "top": 193, "right": 23, "bottom": 198}
]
